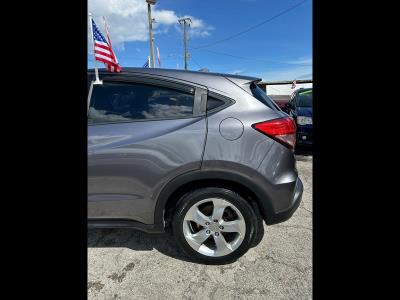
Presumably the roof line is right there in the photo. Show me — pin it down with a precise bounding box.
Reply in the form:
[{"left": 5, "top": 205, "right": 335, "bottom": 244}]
[
  {"left": 258, "top": 79, "right": 313, "bottom": 85},
  {"left": 87, "top": 67, "right": 261, "bottom": 82}
]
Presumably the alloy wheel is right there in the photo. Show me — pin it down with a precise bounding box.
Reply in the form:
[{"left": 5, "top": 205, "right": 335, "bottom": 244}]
[{"left": 182, "top": 198, "right": 246, "bottom": 257}]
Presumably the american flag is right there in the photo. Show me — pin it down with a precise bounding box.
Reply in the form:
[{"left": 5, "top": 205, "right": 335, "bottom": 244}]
[{"left": 91, "top": 19, "right": 121, "bottom": 72}]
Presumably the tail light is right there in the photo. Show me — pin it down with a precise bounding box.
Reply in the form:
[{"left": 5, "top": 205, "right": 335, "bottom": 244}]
[{"left": 252, "top": 117, "right": 297, "bottom": 149}]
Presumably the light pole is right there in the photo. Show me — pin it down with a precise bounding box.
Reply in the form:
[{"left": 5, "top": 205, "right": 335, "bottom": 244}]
[
  {"left": 146, "top": 0, "right": 157, "bottom": 68},
  {"left": 178, "top": 17, "right": 191, "bottom": 70}
]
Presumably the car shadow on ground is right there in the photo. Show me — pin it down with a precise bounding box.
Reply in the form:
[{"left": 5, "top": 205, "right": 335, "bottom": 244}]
[
  {"left": 88, "top": 226, "right": 264, "bottom": 264},
  {"left": 88, "top": 228, "right": 200, "bottom": 263}
]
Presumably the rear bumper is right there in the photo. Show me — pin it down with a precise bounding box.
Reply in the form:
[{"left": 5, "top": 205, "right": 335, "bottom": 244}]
[
  {"left": 263, "top": 177, "right": 303, "bottom": 225},
  {"left": 255, "top": 140, "right": 304, "bottom": 225},
  {"left": 297, "top": 126, "right": 313, "bottom": 145}
]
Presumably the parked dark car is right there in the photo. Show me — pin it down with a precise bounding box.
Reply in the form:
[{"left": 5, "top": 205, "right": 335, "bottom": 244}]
[
  {"left": 284, "top": 88, "right": 313, "bottom": 146},
  {"left": 88, "top": 68, "right": 303, "bottom": 264},
  {"left": 267, "top": 94, "right": 291, "bottom": 110}
]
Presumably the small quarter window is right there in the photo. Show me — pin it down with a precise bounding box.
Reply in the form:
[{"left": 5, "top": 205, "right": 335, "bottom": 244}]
[{"left": 207, "top": 96, "right": 225, "bottom": 111}]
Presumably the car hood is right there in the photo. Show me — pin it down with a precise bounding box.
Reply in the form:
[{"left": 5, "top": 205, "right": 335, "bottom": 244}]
[{"left": 296, "top": 106, "right": 313, "bottom": 117}]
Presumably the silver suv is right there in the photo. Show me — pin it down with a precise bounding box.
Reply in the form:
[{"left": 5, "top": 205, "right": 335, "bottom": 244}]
[{"left": 88, "top": 68, "right": 303, "bottom": 264}]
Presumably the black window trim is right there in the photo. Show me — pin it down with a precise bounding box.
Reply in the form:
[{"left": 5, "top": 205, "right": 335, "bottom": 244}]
[
  {"left": 246, "top": 83, "right": 280, "bottom": 112},
  {"left": 87, "top": 75, "right": 207, "bottom": 126}
]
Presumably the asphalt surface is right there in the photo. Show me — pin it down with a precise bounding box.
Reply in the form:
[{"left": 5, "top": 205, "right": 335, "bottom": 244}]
[{"left": 88, "top": 151, "right": 312, "bottom": 299}]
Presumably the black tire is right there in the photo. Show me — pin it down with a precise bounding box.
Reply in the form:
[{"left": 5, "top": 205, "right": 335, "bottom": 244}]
[
  {"left": 249, "top": 201, "right": 265, "bottom": 248},
  {"left": 172, "top": 187, "right": 259, "bottom": 264}
]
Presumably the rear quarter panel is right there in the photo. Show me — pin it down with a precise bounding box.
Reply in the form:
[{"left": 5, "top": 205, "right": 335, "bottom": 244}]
[
  {"left": 202, "top": 84, "right": 282, "bottom": 171},
  {"left": 202, "top": 82, "right": 299, "bottom": 219}
]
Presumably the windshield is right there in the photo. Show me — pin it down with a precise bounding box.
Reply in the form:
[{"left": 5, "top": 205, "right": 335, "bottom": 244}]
[{"left": 296, "top": 90, "right": 313, "bottom": 107}]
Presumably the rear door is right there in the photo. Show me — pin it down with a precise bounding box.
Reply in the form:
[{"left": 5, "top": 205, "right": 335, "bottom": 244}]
[{"left": 88, "top": 75, "right": 207, "bottom": 224}]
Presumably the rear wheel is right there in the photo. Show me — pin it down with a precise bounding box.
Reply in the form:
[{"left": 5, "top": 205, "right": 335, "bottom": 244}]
[{"left": 172, "top": 187, "right": 259, "bottom": 264}]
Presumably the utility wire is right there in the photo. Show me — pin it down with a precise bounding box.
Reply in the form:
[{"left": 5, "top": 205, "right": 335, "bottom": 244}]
[
  {"left": 190, "top": 55, "right": 202, "bottom": 69},
  {"left": 193, "top": 48, "right": 312, "bottom": 66},
  {"left": 191, "top": 0, "right": 309, "bottom": 50}
]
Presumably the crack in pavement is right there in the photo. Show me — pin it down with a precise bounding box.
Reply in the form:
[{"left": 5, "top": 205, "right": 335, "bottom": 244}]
[{"left": 300, "top": 206, "right": 313, "bottom": 214}]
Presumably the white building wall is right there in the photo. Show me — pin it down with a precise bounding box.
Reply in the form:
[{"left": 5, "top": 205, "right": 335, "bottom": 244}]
[{"left": 266, "top": 83, "right": 313, "bottom": 95}]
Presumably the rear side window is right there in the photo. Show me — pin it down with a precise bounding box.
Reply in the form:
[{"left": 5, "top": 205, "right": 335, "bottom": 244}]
[
  {"left": 250, "top": 83, "right": 280, "bottom": 111},
  {"left": 88, "top": 82, "right": 194, "bottom": 124}
]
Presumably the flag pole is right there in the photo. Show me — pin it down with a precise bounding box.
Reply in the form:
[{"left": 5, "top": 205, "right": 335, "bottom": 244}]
[
  {"left": 89, "top": 13, "right": 102, "bottom": 85},
  {"left": 156, "top": 46, "right": 161, "bottom": 68},
  {"left": 148, "top": 56, "right": 150, "bottom": 68}
]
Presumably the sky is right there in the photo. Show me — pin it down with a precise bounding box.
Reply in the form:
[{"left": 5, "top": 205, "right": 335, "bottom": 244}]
[{"left": 88, "top": 0, "right": 312, "bottom": 81}]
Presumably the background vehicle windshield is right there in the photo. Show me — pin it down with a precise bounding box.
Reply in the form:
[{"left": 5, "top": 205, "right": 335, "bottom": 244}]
[{"left": 296, "top": 90, "right": 313, "bottom": 107}]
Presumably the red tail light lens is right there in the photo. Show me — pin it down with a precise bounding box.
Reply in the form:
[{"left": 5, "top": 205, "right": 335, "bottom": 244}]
[{"left": 252, "top": 117, "right": 297, "bottom": 149}]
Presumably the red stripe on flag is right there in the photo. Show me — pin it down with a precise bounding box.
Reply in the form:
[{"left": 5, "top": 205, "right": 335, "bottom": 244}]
[
  {"left": 95, "top": 56, "right": 116, "bottom": 65},
  {"left": 94, "top": 43, "right": 111, "bottom": 51},
  {"left": 95, "top": 57, "right": 122, "bottom": 72},
  {"left": 94, "top": 50, "right": 114, "bottom": 59},
  {"left": 94, "top": 46, "right": 111, "bottom": 53}
]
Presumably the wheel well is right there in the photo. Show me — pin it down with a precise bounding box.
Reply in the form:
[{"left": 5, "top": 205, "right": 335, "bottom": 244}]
[{"left": 163, "top": 178, "right": 265, "bottom": 228}]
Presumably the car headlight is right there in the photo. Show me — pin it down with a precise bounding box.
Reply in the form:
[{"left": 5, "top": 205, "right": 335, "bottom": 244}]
[{"left": 297, "top": 116, "right": 312, "bottom": 125}]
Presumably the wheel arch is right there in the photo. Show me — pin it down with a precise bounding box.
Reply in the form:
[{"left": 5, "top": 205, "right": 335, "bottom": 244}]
[{"left": 154, "top": 167, "right": 275, "bottom": 229}]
